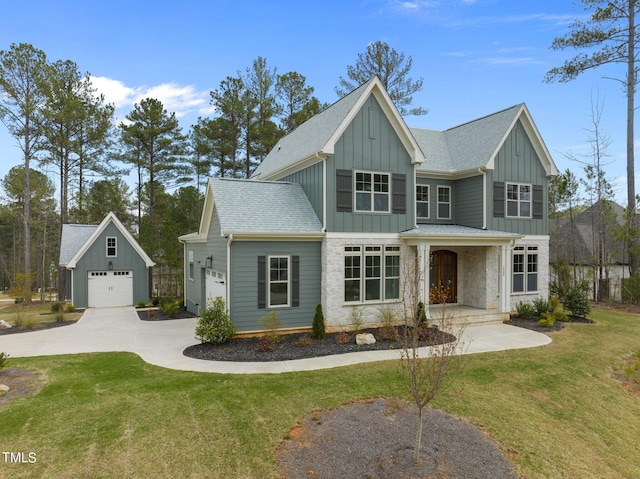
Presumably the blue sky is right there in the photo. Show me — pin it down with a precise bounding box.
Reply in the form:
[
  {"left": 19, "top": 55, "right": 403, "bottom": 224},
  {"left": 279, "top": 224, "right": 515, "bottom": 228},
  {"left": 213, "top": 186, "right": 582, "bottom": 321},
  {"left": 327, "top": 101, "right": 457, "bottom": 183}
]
[{"left": 0, "top": 0, "right": 634, "bottom": 204}]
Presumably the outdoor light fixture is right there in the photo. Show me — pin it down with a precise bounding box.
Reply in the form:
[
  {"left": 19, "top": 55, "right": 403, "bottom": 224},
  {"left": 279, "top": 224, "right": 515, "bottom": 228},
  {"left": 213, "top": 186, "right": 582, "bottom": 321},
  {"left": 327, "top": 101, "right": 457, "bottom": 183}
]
[
  {"left": 108, "top": 261, "right": 113, "bottom": 271},
  {"left": 205, "top": 256, "right": 213, "bottom": 269}
]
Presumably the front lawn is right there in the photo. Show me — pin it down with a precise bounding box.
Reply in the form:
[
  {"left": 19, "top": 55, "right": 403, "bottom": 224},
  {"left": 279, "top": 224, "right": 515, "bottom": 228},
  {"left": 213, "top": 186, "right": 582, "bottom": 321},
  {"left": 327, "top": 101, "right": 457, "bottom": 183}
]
[
  {"left": 0, "top": 301, "right": 81, "bottom": 334},
  {"left": 1, "top": 306, "right": 639, "bottom": 478}
]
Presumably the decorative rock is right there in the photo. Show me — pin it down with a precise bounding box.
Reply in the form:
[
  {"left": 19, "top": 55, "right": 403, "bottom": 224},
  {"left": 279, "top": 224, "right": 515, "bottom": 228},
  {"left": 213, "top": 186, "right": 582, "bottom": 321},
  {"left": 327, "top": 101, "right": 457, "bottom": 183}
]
[
  {"left": 0, "top": 320, "right": 11, "bottom": 329},
  {"left": 0, "top": 384, "right": 9, "bottom": 392},
  {"left": 356, "top": 333, "right": 376, "bottom": 345}
]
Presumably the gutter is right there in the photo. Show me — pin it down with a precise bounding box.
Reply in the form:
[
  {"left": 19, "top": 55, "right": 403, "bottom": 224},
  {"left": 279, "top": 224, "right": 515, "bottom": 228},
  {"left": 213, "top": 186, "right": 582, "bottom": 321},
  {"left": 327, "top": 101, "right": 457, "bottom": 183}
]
[{"left": 226, "top": 233, "right": 233, "bottom": 305}]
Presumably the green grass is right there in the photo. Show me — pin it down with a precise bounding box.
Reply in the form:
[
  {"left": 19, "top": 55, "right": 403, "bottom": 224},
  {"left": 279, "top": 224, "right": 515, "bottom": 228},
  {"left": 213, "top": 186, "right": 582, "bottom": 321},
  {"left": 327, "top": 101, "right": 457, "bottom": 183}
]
[
  {"left": 1, "top": 307, "right": 640, "bottom": 478},
  {"left": 0, "top": 302, "right": 81, "bottom": 329}
]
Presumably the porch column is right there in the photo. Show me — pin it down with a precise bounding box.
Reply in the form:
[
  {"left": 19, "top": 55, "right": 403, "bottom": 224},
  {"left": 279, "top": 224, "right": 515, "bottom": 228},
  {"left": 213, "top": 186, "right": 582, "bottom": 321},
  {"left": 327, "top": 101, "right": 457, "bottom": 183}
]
[
  {"left": 417, "top": 243, "right": 431, "bottom": 305},
  {"left": 499, "top": 244, "right": 510, "bottom": 313}
]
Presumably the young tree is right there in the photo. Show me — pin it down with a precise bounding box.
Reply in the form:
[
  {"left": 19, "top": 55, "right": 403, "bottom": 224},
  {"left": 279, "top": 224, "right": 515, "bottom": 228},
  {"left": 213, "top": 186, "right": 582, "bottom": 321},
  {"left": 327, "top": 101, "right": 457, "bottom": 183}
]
[
  {"left": 0, "top": 43, "right": 49, "bottom": 279},
  {"left": 336, "top": 41, "right": 428, "bottom": 116},
  {"left": 545, "top": 0, "right": 640, "bottom": 274}
]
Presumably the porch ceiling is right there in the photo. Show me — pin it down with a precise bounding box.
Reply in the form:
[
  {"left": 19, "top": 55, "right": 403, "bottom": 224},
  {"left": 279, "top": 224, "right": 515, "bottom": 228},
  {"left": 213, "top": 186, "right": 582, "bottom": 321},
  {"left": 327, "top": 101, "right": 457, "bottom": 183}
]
[{"left": 400, "top": 224, "right": 521, "bottom": 246}]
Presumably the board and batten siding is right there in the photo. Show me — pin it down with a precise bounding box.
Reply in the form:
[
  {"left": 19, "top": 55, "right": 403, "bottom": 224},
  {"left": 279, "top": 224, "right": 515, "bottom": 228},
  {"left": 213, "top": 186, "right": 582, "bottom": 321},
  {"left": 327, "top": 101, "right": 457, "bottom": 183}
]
[
  {"left": 229, "top": 241, "right": 321, "bottom": 332},
  {"left": 73, "top": 222, "right": 149, "bottom": 307},
  {"left": 185, "top": 206, "right": 228, "bottom": 314},
  {"left": 281, "top": 161, "right": 324, "bottom": 224},
  {"left": 454, "top": 175, "right": 484, "bottom": 228},
  {"left": 326, "top": 95, "right": 415, "bottom": 233},
  {"left": 487, "top": 120, "right": 549, "bottom": 236}
]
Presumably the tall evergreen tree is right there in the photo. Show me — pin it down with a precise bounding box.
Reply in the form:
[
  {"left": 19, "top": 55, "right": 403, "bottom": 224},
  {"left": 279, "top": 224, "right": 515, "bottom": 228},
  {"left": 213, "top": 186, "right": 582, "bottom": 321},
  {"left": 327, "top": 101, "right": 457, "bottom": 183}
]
[
  {"left": 546, "top": 0, "right": 640, "bottom": 274},
  {"left": 336, "top": 41, "right": 428, "bottom": 116},
  {"left": 210, "top": 76, "right": 244, "bottom": 177},
  {"left": 0, "top": 43, "right": 48, "bottom": 281},
  {"left": 276, "top": 71, "right": 325, "bottom": 133}
]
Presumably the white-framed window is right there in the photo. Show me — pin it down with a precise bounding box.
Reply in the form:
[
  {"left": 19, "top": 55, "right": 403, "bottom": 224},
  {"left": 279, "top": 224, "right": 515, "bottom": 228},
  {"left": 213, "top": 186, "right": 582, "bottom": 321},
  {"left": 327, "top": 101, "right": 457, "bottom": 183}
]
[
  {"left": 355, "top": 171, "right": 390, "bottom": 213},
  {"left": 268, "top": 256, "right": 289, "bottom": 307},
  {"left": 344, "top": 245, "right": 401, "bottom": 303},
  {"left": 437, "top": 186, "right": 451, "bottom": 219},
  {"left": 416, "top": 184, "right": 430, "bottom": 219},
  {"left": 106, "top": 237, "right": 117, "bottom": 257},
  {"left": 512, "top": 246, "right": 538, "bottom": 293},
  {"left": 188, "top": 250, "right": 194, "bottom": 281},
  {"left": 506, "top": 182, "right": 532, "bottom": 218}
]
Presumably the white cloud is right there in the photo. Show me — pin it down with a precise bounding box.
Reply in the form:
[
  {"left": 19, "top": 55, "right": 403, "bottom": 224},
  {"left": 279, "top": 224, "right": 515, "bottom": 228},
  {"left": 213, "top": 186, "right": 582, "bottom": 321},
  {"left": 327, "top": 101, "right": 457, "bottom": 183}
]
[{"left": 90, "top": 75, "right": 213, "bottom": 119}]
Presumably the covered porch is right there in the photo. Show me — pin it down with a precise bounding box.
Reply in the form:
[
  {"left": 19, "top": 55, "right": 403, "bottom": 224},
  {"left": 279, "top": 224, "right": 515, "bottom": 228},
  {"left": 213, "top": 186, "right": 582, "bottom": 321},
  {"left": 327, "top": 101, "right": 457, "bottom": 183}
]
[{"left": 400, "top": 225, "right": 522, "bottom": 322}]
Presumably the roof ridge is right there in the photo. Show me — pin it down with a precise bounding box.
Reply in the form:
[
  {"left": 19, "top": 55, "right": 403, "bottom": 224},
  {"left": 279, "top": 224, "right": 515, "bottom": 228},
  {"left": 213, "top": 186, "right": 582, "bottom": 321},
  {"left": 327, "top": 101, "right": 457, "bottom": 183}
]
[{"left": 445, "top": 103, "right": 524, "bottom": 132}]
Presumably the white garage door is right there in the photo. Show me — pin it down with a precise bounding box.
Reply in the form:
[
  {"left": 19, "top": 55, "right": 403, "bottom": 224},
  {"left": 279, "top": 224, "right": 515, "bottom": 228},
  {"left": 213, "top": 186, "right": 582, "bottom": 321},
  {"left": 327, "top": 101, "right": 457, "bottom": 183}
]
[
  {"left": 205, "top": 269, "right": 226, "bottom": 304},
  {"left": 87, "top": 270, "right": 134, "bottom": 307}
]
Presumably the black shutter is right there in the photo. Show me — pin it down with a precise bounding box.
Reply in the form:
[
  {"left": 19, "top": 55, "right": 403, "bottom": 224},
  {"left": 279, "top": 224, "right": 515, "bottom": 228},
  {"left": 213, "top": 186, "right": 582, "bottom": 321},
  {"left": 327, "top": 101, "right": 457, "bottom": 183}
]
[
  {"left": 257, "top": 256, "right": 266, "bottom": 309},
  {"left": 291, "top": 256, "right": 300, "bottom": 307},
  {"left": 336, "top": 169, "right": 353, "bottom": 212},
  {"left": 532, "top": 184, "right": 543, "bottom": 219},
  {"left": 392, "top": 173, "right": 406, "bottom": 214},
  {"left": 493, "top": 181, "right": 505, "bottom": 218}
]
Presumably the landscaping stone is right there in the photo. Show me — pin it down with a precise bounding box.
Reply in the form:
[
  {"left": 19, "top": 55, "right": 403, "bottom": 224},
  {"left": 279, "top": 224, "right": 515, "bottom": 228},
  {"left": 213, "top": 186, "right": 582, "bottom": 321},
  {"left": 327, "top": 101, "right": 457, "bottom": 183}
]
[
  {"left": 0, "top": 384, "right": 9, "bottom": 392},
  {"left": 0, "top": 320, "right": 12, "bottom": 330},
  {"left": 355, "top": 333, "right": 376, "bottom": 345}
]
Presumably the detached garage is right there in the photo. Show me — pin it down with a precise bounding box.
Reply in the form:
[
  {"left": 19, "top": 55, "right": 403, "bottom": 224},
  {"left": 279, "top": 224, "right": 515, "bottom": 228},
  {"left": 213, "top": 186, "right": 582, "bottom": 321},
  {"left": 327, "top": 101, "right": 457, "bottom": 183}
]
[{"left": 59, "top": 212, "right": 155, "bottom": 308}]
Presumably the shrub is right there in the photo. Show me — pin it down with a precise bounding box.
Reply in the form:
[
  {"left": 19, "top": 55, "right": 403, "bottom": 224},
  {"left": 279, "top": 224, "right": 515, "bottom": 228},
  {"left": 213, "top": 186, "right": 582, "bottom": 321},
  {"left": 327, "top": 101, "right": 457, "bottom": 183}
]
[
  {"left": 160, "top": 299, "right": 180, "bottom": 317},
  {"left": 562, "top": 285, "right": 591, "bottom": 318},
  {"left": 295, "top": 335, "right": 313, "bottom": 347},
  {"left": 260, "top": 311, "right": 283, "bottom": 343},
  {"left": 416, "top": 301, "right": 428, "bottom": 326},
  {"left": 0, "top": 352, "right": 8, "bottom": 369},
  {"left": 24, "top": 316, "right": 37, "bottom": 329},
  {"left": 50, "top": 302, "right": 65, "bottom": 313},
  {"left": 549, "top": 297, "right": 561, "bottom": 312},
  {"left": 195, "top": 297, "right": 237, "bottom": 344},
  {"left": 538, "top": 312, "right": 555, "bottom": 328},
  {"left": 554, "top": 310, "right": 569, "bottom": 322},
  {"left": 136, "top": 301, "right": 147, "bottom": 308},
  {"left": 65, "top": 304, "right": 76, "bottom": 313},
  {"left": 336, "top": 332, "right": 351, "bottom": 344},
  {"left": 312, "top": 304, "right": 325, "bottom": 340},
  {"left": 256, "top": 336, "right": 274, "bottom": 352},
  {"left": 349, "top": 307, "right": 364, "bottom": 333},
  {"left": 532, "top": 297, "right": 551, "bottom": 315},
  {"left": 55, "top": 310, "right": 65, "bottom": 323},
  {"left": 515, "top": 301, "right": 536, "bottom": 319}
]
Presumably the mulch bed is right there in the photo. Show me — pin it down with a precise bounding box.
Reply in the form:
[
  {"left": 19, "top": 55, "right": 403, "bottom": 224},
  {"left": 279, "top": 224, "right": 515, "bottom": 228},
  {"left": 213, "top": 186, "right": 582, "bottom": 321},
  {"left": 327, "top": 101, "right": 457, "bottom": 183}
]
[
  {"left": 137, "top": 308, "right": 196, "bottom": 321},
  {"left": 505, "top": 314, "right": 595, "bottom": 333},
  {"left": 184, "top": 327, "right": 455, "bottom": 362},
  {"left": 0, "top": 318, "right": 79, "bottom": 336},
  {"left": 0, "top": 368, "right": 43, "bottom": 407}
]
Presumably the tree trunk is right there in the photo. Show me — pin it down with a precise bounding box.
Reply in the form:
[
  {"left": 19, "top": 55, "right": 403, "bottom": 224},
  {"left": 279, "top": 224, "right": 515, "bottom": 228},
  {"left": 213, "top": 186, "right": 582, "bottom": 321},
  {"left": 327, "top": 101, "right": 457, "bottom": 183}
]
[
  {"left": 23, "top": 122, "right": 32, "bottom": 295},
  {"left": 414, "top": 406, "right": 424, "bottom": 465},
  {"left": 628, "top": 0, "right": 638, "bottom": 275}
]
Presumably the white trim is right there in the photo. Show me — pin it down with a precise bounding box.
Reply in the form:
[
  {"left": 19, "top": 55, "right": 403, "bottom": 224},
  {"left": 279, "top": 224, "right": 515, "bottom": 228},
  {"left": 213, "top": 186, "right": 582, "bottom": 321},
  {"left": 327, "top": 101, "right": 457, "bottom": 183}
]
[
  {"left": 267, "top": 255, "right": 290, "bottom": 308},
  {"left": 436, "top": 185, "right": 451, "bottom": 220},
  {"left": 505, "top": 181, "right": 532, "bottom": 219},
  {"left": 106, "top": 236, "right": 117, "bottom": 257},
  {"left": 326, "top": 232, "right": 401, "bottom": 240},
  {"left": 353, "top": 169, "right": 391, "bottom": 214},
  {"left": 416, "top": 183, "right": 430, "bottom": 219}
]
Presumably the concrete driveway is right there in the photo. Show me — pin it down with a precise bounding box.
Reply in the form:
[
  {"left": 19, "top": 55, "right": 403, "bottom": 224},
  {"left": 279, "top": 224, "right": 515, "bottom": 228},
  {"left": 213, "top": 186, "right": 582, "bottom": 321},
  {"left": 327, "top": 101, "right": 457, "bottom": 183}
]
[{"left": 0, "top": 307, "right": 551, "bottom": 374}]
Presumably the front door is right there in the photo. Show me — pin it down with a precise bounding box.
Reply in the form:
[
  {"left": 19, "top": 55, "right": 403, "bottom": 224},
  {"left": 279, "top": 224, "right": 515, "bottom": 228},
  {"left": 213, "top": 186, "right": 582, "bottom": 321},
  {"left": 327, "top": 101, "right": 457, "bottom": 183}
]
[{"left": 429, "top": 250, "right": 457, "bottom": 304}]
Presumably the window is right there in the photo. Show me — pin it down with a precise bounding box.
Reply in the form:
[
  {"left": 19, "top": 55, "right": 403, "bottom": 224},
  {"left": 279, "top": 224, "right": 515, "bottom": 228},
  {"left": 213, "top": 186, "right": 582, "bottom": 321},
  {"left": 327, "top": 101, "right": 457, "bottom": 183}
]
[
  {"left": 437, "top": 186, "right": 451, "bottom": 219},
  {"left": 506, "top": 182, "right": 531, "bottom": 218},
  {"left": 344, "top": 245, "right": 400, "bottom": 302},
  {"left": 188, "top": 250, "right": 194, "bottom": 280},
  {"left": 268, "top": 256, "right": 289, "bottom": 307},
  {"left": 512, "top": 246, "right": 538, "bottom": 293},
  {"left": 355, "top": 171, "right": 390, "bottom": 213},
  {"left": 106, "top": 237, "right": 117, "bottom": 257},
  {"left": 416, "top": 185, "right": 430, "bottom": 219}
]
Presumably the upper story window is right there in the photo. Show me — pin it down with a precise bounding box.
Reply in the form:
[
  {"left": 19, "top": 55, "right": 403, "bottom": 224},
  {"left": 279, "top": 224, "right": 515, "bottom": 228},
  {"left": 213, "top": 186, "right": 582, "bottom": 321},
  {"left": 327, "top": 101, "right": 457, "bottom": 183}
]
[
  {"left": 268, "top": 256, "right": 289, "bottom": 307},
  {"left": 355, "top": 171, "right": 390, "bottom": 213},
  {"left": 437, "top": 186, "right": 451, "bottom": 219},
  {"left": 507, "top": 182, "right": 531, "bottom": 218},
  {"left": 106, "top": 237, "right": 117, "bottom": 257},
  {"left": 416, "top": 185, "right": 430, "bottom": 219},
  {"left": 188, "top": 250, "right": 194, "bottom": 280}
]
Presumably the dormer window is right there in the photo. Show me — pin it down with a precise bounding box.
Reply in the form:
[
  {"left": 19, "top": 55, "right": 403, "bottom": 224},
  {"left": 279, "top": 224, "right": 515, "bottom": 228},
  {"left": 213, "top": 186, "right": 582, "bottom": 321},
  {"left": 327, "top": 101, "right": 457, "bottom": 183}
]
[{"left": 106, "top": 237, "right": 117, "bottom": 257}]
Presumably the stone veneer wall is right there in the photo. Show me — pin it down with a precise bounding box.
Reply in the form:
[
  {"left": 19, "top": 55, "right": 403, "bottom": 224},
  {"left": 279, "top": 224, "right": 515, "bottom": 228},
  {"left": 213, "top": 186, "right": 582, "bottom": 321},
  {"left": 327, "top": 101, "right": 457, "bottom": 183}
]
[
  {"left": 509, "top": 236, "right": 550, "bottom": 310},
  {"left": 322, "top": 236, "right": 409, "bottom": 332}
]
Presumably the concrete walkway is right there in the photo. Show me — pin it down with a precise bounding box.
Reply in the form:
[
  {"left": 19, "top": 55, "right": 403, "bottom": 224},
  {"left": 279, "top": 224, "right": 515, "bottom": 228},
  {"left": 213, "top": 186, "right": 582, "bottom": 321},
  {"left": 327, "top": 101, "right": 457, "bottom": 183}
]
[{"left": 0, "top": 307, "right": 551, "bottom": 374}]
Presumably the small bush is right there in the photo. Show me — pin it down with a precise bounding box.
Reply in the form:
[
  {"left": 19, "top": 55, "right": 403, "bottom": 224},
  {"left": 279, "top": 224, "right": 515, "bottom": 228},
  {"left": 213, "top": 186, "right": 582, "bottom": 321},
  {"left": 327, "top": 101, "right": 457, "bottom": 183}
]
[
  {"left": 549, "top": 297, "right": 561, "bottom": 312},
  {"left": 65, "top": 304, "right": 76, "bottom": 313},
  {"left": 136, "top": 301, "right": 147, "bottom": 308},
  {"left": 54, "top": 311, "right": 65, "bottom": 323},
  {"left": 553, "top": 310, "right": 569, "bottom": 322},
  {"left": 294, "top": 335, "right": 313, "bottom": 347},
  {"left": 160, "top": 299, "right": 180, "bottom": 317},
  {"left": 538, "top": 312, "right": 555, "bottom": 328},
  {"left": 195, "top": 297, "right": 237, "bottom": 344},
  {"left": 533, "top": 297, "right": 551, "bottom": 315},
  {"left": 349, "top": 307, "right": 364, "bottom": 333},
  {"left": 24, "top": 316, "right": 37, "bottom": 329},
  {"left": 516, "top": 301, "right": 536, "bottom": 319},
  {"left": 336, "top": 332, "right": 351, "bottom": 344},
  {"left": 562, "top": 285, "right": 591, "bottom": 318},
  {"left": 312, "top": 304, "right": 325, "bottom": 340},
  {"left": 416, "top": 301, "right": 428, "bottom": 325},
  {"left": 50, "top": 302, "right": 65, "bottom": 313},
  {"left": 260, "top": 310, "right": 283, "bottom": 343},
  {"left": 256, "top": 336, "right": 274, "bottom": 352},
  {"left": 0, "top": 352, "right": 8, "bottom": 369},
  {"left": 147, "top": 309, "right": 155, "bottom": 318},
  {"left": 151, "top": 297, "right": 160, "bottom": 307}
]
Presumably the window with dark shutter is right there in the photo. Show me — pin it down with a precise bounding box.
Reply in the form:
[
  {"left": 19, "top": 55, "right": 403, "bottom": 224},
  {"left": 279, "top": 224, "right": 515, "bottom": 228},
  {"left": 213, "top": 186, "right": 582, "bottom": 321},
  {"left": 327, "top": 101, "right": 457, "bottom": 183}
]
[
  {"left": 257, "top": 256, "right": 266, "bottom": 309},
  {"left": 336, "top": 169, "right": 353, "bottom": 212},
  {"left": 493, "top": 182, "right": 505, "bottom": 217},
  {"left": 392, "top": 173, "right": 406, "bottom": 214},
  {"left": 532, "top": 185, "right": 543, "bottom": 219},
  {"left": 291, "top": 256, "right": 300, "bottom": 307}
]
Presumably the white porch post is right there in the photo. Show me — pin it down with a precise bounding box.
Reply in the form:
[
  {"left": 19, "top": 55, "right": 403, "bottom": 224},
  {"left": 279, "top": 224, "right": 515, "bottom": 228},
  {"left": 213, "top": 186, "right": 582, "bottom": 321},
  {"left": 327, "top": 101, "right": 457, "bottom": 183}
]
[
  {"left": 417, "top": 243, "right": 431, "bottom": 305},
  {"left": 500, "top": 244, "right": 510, "bottom": 313}
]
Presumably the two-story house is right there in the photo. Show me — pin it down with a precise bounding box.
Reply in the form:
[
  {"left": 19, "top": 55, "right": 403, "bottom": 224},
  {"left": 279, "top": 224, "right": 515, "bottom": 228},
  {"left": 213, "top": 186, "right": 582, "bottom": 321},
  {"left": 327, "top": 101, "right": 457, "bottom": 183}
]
[{"left": 180, "top": 76, "right": 558, "bottom": 333}]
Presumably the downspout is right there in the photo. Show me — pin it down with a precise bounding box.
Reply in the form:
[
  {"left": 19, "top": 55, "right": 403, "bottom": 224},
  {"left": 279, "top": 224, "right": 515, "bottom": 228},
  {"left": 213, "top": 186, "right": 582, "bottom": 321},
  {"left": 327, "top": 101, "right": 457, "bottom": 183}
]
[
  {"left": 226, "top": 233, "right": 233, "bottom": 305},
  {"left": 479, "top": 167, "right": 487, "bottom": 230},
  {"left": 318, "top": 152, "right": 327, "bottom": 233}
]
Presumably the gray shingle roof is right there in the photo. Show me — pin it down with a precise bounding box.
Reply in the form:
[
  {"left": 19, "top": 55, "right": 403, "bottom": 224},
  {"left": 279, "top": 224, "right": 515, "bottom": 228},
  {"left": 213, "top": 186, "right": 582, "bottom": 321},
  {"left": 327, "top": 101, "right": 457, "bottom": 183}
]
[
  {"left": 412, "top": 104, "right": 523, "bottom": 173},
  {"left": 59, "top": 224, "right": 98, "bottom": 265},
  {"left": 210, "top": 178, "right": 322, "bottom": 234},
  {"left": 251, "top": 78, "right": 375, "bottom": 179}
]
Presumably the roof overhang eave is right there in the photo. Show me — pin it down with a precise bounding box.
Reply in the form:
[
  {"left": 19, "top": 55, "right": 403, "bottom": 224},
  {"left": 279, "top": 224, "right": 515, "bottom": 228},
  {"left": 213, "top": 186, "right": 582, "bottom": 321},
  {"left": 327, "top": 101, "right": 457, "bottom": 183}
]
[{"left": 222, "top": 231, "right": 325, "bottom": 241}]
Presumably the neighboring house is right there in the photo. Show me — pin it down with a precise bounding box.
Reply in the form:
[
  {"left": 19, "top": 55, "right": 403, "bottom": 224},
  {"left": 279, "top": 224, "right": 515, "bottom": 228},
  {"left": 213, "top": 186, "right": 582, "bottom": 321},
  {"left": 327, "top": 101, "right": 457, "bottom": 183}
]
[
  {"left": 180, "top": 76, "right": 558, "bottom": 333},
  {"left": 59, "top": 212, "right": 155, "bottom": 308},
  {"left": 550, "top": 199, "right": 628, "bottom": 301}
]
